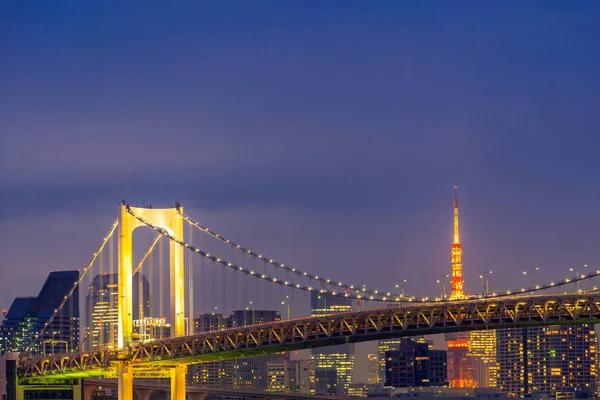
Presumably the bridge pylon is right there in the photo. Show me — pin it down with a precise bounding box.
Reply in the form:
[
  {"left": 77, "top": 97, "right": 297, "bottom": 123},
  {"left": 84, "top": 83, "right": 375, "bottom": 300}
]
[{"left": 118, "top": 204, "right": 187, "bottom": 400}]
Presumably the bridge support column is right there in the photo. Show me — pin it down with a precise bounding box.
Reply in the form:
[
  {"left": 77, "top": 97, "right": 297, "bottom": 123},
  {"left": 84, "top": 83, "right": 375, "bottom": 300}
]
[
  {"left": 170, "top": 365, "right": 187, "bottom": 400},
  {"left": 117, "top": 364, "right": 133, "bottom": 400},
  {"left": 188, "top": 394, "right": 207, "bottom": 400},
  {"left": 135, "top": 389, "right": 153, "bottom": 400}
]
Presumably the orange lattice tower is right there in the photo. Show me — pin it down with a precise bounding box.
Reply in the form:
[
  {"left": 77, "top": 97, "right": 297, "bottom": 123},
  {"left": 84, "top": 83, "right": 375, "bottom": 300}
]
[{"left": 450, "top": 186, "right": 464, "bottom": 300}]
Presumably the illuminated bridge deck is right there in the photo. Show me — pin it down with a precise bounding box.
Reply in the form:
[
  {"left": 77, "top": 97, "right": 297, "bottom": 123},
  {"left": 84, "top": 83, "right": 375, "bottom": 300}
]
[{"left": 19, "top": 292, "right": 600, "bottom": 380}]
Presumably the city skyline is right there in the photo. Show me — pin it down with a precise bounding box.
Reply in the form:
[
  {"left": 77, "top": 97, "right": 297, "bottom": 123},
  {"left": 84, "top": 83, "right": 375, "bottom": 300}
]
[
  {"left": 2, "top": 2, "right": 600, "bottom": 314},
  {"left": 1, "top": 2, "right": 599, "bottom": 394}
]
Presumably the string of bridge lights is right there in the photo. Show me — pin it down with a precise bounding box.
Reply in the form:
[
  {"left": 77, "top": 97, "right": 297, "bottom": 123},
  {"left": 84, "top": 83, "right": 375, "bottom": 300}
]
[
  {"left": 132, "top": 209, "right": 415, "bottom": 302},
  {"left": 133, "top": 208, "right": 600, "bottom": 303},
  {"left": 182, "top": 213, "right": 600, "bottom": 302},
  {"left": 181, "top": 214, "right": 414, "bottom": 300},
  {"left": 22, "top": 219, "right": 120, "bottom": 358}
]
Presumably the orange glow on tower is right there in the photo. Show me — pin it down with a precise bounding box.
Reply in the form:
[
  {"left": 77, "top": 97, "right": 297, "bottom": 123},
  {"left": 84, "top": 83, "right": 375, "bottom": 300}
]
[{"left": 450, "top": 186, "right": 464, "bottom": 299}]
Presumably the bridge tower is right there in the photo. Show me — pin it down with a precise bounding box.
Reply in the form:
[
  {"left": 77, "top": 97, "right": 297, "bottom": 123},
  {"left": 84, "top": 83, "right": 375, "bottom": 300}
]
[
  {"left": 118, "top": 204, "right": 186, "bottom": 400},
  {"left": 449, "top": 186, "right": 464, "bottom": 300}
]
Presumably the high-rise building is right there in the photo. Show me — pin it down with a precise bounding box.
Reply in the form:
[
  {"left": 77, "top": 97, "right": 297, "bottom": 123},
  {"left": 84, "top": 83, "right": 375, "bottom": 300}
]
[
  {"left": 467, "top": 330, "right": 498, "bottom": 387},
  {"left": 379, "top": 339, "right": 402, "bottom": 385},
  {"left": 496, "top": 325, "right": 598, "bottom": 397},
  {"left": 367, "top": 353, "right": 379, "bottom": 385},
  {"left": 85, "top": 273, "right": 149, "bottom": 348},
  {"left": 0, "top": 271, "right": 79, "bottom": 356},
  {"left": 310, "top": 293, "right": 354, "bottom": 395},
  {"left": 267, "top": 360, "right": 312, "bottom": 394},
  {"left": 385, "top": 338, "right": 447, "bottom": 388}
]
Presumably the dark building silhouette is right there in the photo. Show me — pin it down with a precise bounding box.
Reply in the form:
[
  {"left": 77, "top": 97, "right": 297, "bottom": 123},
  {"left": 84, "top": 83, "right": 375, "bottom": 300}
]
[
  {"left": 0, "top": 271, "right": 79, "bottom": 356},
  {"left": 385, "top": 338, "right": 447, "bottom": 388},
  {"left": 314, "top": 368, "right": 337, "bottom": 395}
]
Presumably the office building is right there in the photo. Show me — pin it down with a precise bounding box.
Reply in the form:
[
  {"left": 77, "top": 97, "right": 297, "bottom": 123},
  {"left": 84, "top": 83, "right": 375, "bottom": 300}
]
[
  {"left": 0, "top": 271, "right": 79, "bottom": 356},
  {"left": 310, "top": 293, "right": 354, "bottom": 395},
  {"left": 385, "top": 338, "right": 447, "bottom": 388},
  {"left": 314, "top": 368, "right": 337, "bottom": 395},
  {"left": 368, "top": 353, "right": 379, "bottom": 385},
  {"left": 85, "top": 273, "right": 149, "bottom": 348},
  {"left": 496, "top": 325, "right": 598, "bottom": 397},
  {"left": 468, "top": 330, "right": 498, "bottom": 387},
  {"left": 267, "top": 360, "right": 311, "bottom": 394},
  {"left": 379, "top": 339, "right": 403, "bottom": 385},
  {"left": 194, "top": 313, "right": 225, "bottom": 332}
]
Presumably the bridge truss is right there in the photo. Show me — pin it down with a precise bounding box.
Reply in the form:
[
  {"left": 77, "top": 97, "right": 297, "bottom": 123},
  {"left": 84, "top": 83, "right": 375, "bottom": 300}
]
[{"left": 19, "top": 293, "right": 600, "bottom": 380}]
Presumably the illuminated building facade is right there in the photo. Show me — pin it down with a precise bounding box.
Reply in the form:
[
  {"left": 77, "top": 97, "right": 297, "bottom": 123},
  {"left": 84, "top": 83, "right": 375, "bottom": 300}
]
[
  {"left": 0, "top": 271, "right": 79, "bottom": 356},
  {"left": 385, "top": 338, "right": 447, "bottom": 388},
  {"left": 468, "top": 330, "right": 498, "bottom": 387},
  {"left": 85, "top": 273, "right": 149, "bottom": 348},
  {"left": 267, "top": 360, "right": 311, "bottom": 394},
  {"left": 368, "top": 353, "right": 379, "bottom": 385},
  {"left": 496, "top": 325, "right": 598, "bottom": 397},
  {"left": 310, "top": 293, "right": 354, "bottom": 395}
]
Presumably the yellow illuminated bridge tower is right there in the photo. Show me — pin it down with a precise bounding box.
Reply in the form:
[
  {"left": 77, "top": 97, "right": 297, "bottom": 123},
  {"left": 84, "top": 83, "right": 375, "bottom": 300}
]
[
  {"left": 118, "top": 203, "right": 186, "bottom": 400},
  {"left": 450, "top": 186, "right": 464, "bottom": 300}
]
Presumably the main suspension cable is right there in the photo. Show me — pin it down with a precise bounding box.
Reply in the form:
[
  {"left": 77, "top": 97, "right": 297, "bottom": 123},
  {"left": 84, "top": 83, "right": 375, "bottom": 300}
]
[
  {"left": 182, "top": 214, "right": 411, "bottom": 299},
  {"left": 131, "top": 209, "right": 412, "bottom": 302},
  {"left": 182, "top": 212, "right": 600, "bottom": 302}
]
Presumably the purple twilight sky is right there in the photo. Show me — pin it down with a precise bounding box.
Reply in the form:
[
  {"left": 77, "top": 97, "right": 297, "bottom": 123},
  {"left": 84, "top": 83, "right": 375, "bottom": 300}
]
[{"left": 1, "top": 1, "right": 600, "bottom": 379}]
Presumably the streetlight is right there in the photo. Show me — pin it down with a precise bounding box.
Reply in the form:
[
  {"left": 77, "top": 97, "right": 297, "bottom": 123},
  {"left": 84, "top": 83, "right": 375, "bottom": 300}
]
[
  {"left": 479, "top": 271, "right": 493, "bottom": 297},
  {"left": 522, "top": 267, "right": 540, "bottom": 288},
  {"left": 436, "top": 276, "right": 449, "bottom": 300},
  {"left": 281, "top": 296, "right": 290, "bottom": 320},
  {"left": 570, "top": 265, "right": 588, "bottom": 292},
  {"left": 396, "top": 279, "right": 408, "bottom": 298}
]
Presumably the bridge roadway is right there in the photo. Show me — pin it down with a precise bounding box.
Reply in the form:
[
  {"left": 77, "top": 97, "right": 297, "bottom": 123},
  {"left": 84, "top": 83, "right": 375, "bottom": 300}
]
[
  {"left": 19, "top": 292, "right": 600, "bottom": 380},
  {"left": 83, "top": 379, "right": 335, "bottom": 400}
]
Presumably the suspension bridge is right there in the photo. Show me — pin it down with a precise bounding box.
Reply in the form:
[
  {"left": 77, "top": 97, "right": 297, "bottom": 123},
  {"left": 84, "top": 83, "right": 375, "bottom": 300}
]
[{"left": 13, "top": 203, "right": 600, "bottom": 400}]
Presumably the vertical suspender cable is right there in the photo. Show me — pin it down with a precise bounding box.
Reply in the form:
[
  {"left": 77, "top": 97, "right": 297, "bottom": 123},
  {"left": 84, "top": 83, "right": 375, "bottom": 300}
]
[
  {"left": 159, "top": 237, "right": 164, "bottom": 322},
  {"left": 98, "top": 242, "right": 104, "bottom": 345},
  {"left": 109, "top": 232, "right": 115, "bottom": 345},
  {"left": 188, "top": 222, "right": 194, "bottom": 335},
  {"left": 232, "top": 247, "right": 237, "bottom": 314},
  {"left": 149, "top": 239, "right": 154, "bottom": 318}
]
